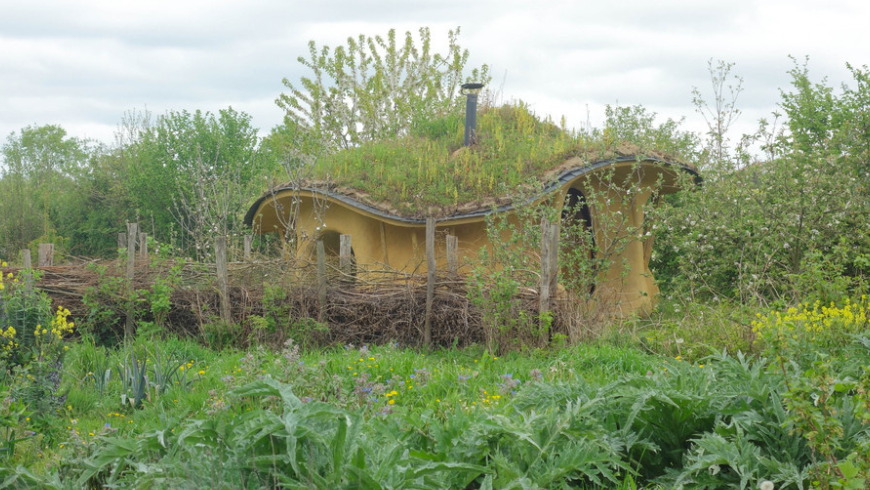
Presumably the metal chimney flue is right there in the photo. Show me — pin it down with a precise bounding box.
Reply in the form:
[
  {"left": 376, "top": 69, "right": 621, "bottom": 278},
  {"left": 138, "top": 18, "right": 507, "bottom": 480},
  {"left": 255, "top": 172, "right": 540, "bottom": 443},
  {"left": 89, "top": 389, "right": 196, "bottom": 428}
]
[{"left": 461, "top": 82, "right": 484, "bottom": 146}]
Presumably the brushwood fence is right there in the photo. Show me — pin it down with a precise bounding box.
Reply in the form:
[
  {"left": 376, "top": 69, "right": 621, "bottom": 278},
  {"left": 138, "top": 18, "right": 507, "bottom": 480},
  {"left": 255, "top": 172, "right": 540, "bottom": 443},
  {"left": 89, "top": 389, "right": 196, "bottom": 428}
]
[{"left": 0, "top": 222, "right": 572, "bottom": 350}]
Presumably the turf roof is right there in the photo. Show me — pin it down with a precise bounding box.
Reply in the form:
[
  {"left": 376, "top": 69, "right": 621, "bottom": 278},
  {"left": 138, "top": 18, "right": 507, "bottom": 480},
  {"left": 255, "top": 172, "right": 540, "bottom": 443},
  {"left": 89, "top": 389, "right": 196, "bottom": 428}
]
[{"left": 257, "top": 103, "right": 697, "bottom": 220}]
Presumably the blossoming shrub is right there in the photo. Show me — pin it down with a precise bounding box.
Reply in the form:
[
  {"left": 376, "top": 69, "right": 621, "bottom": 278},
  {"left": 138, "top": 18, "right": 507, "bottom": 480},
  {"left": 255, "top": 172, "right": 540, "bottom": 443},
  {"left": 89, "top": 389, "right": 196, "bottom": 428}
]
[
  {"left": 652, "top": 62, "right": 870, "bottom": 305},
  {"left": 0, "top": 261, "right": 75, "bottom": 419}
]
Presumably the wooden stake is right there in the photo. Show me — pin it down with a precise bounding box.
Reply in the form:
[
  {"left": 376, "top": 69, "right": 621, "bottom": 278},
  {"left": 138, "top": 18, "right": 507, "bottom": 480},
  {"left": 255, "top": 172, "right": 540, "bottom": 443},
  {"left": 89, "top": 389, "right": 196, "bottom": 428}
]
[
  {"left": 244, "top": 235, "right": 253, "bottom": 260},
  {"left": 539, "top": 220, "right": 560, "bottom": 343},
  {"left": 125, "top": 222, "right": 138, "bottom": 338},
  {"left": 446, "top": 235, "right": 458, "bottom": 274},
  {"left": 139, "top": 232, "right": 148, "bottom": 262},
  {"left": 22, "top": 249, "right": 32, "bottom": 293},
  {"left": 549, "top": 221, "right": 560, "bottom": 296},
  {"left": 424, "top": 217, "right": 436, "bottom": 346},
  {"left": 37, "top": 243, "right": 53, "bottom": 267},
  {"left": 340, "top": 234, "right": 352, "bottom": 278},
  {"left": 379, "top": 222, "right": 389, "bottom": 265},
  {"left": 215, "top": 236, "right": 231, "bottom": 324},
  {"left": 539, "top": 219, "right": 552, "bottom": 323},
  {"left": 316, "top": 239, "right": 327, "bottom": 321}
]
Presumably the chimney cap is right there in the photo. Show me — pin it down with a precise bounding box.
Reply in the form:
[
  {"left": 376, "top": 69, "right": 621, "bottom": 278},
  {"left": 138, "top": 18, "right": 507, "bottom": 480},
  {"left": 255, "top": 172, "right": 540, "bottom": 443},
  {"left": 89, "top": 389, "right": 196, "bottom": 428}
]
[{"left": 461, "top": 82, "right": 484, "bottom": 94}]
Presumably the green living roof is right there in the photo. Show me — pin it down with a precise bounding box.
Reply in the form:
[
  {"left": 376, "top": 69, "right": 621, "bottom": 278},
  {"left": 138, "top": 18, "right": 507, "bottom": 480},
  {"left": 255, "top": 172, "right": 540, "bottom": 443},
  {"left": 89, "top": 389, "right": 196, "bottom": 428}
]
[{"left": 258, "top": 103, "right": 698, "bottom": 221}]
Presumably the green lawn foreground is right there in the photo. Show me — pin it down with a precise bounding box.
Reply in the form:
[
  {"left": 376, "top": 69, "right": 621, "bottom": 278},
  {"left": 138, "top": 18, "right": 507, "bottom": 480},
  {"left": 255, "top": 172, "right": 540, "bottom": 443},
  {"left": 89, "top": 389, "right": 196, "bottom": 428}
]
[
  {"left": 2, "top": 300, "right": 868, "bottom": 489},
  {"left": 2, "top": 257, "right": 869, "bottom": 489}
]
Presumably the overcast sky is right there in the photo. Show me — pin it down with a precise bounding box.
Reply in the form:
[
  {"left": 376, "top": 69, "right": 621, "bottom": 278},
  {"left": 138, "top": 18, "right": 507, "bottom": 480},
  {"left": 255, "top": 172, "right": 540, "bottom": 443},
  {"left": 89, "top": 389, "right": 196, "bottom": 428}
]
[{"left": 1, "top": 0, "right": 868, "bottom": 151}]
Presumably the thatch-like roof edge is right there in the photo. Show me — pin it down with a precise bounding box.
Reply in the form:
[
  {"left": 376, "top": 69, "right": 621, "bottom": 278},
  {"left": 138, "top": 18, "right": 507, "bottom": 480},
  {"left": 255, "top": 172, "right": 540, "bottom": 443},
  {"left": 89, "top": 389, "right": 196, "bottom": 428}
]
[{"left": 244, "top": 155, "right": 700, "bottom": 228}]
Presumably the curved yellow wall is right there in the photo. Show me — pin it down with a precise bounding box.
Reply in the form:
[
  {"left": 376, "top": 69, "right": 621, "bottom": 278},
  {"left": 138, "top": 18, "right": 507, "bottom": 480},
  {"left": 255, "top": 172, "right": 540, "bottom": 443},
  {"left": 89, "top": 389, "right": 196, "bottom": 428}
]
[{"left": 249, "top": 160, "right": 682, "bottom": 315}]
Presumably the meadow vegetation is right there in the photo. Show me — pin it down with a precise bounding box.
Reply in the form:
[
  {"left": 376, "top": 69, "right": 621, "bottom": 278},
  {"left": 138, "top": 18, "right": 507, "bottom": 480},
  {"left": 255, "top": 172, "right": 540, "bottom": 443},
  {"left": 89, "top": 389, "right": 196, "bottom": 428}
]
[
  {"left": 1, "top": 27, "right": 870, "bottom": 489},
  {"left": 309, "top": 102, "right": 696, "bottom": 216},
  {"left": 3, "top": 264, "right": 870, "bottom": 489}
]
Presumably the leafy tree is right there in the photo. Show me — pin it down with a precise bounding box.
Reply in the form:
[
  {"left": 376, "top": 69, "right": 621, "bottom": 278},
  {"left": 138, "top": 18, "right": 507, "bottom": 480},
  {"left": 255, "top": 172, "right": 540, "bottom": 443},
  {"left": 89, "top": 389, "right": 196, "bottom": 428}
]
[
  {"left": 653, "top": 59, "right": 870, "bottom": 304},
  {"left": 0, "top": 125, "right": 90, "bottom": 258},
  {"left": 779, "top": 58, "right": 870, "bottom": 179},
  {"left": 129, "top": 108, "right": 273, "bottom": 259},
  {"left": 58, "top": 145, "right": 136, "bottom": 257},
  {"left": 275, "top": 27, "right": 491, "bottom": 155}
]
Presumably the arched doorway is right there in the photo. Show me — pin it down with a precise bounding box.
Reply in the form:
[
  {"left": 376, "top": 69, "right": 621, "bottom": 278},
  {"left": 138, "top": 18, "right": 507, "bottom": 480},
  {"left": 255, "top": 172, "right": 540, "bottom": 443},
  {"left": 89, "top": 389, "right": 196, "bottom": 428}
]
[
  {"left": 561, "top": 187, "right": 596, "bottom": 293},
  {"left": 562, "top": 188, "right": 594, "bottom": 258}
]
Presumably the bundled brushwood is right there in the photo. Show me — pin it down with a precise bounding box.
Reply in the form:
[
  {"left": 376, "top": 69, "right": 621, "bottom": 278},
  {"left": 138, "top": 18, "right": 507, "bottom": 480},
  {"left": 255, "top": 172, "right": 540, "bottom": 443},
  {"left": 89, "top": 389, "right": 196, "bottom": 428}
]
[
  {"left": 1, "top": 260, "right": 571, "bottom": 350},
  {"left": 324, "top": 274, "right": 484, "bottom": 347}
]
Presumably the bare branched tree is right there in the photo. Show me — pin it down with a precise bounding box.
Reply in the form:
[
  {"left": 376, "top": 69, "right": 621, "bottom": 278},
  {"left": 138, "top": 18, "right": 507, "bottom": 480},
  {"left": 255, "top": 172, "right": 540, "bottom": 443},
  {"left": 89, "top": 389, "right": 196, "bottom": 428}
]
[
  {"left": 170, "top": 144, "right": 250, "bottom": 261},
  {"left": 692, "top": 59, "right": 744, "bottom": 171}
]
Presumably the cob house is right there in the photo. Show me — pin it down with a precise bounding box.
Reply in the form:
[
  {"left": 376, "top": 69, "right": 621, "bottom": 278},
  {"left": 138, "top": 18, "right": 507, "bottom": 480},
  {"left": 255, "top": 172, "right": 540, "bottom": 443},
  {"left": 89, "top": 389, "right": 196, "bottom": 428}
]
[{"left": 245, "top": 93, "right": 699, "bottom": 315}]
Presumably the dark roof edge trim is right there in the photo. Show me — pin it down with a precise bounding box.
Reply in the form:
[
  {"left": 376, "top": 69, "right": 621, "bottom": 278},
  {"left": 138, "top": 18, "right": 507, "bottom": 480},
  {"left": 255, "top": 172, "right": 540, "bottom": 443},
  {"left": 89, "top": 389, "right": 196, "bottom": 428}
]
[{"left": 244, "top": 156, "right": 700, "bottom": 227}]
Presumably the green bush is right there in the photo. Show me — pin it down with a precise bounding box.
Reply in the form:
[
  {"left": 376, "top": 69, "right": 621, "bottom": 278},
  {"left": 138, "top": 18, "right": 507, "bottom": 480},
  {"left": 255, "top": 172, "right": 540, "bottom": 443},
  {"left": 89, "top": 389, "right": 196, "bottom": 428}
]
[
  {"left": 0, "top": 263, "right": 76, "bottom": 459},
  {"left": 750, "top": 297, "right": 870, "bottom": 488},
  {"left": 652, "top": 61, "right": 870, "bottom": 305}
]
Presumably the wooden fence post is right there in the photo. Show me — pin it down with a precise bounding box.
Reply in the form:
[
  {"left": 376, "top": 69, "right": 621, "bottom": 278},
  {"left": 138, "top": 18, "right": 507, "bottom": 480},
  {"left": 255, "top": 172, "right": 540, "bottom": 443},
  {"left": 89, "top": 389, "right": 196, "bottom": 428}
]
[
  {"left": 379, "top": 222, "right": 389, "bottom": 264},
  {"left": 548, "top": 221, "right": 560, "bottom": 296},
  {"left": 118, "top": 232, "right": 127, "bottom": 253},
  {"left": 316, "top": 239, "right": 327, "bottom": 322},
  {"left": 339, "top": 234, "right": 352, "bottom": 278},
  {"left": 446, "top": 235, "right": 458, "bottom": 275},
  {"left": 139, "top": 233, "right": 148, "bottom": 262},
  {"left": 22, "top": 249, "right": 32, "bottom": 293},
  {"left": 37, "top": 243, "right": 53, "bottom": 267},
  {"left": 215, "top": 236, "right": 231, "bottom": 324},
  {"left": 539, "top": 220, "right": 560, "bottom": 339},
  {"left": 539, "top": 219, "right": 552, "bottom": 324},
  {"left": 125, "top": 222, "right": 138, "bottom": 338},
  {"left": 424, "top": 217, "right": 436, "bottom": 346},
  {"left": 244, "top": 235, "right": 253, "bottom": 260}
]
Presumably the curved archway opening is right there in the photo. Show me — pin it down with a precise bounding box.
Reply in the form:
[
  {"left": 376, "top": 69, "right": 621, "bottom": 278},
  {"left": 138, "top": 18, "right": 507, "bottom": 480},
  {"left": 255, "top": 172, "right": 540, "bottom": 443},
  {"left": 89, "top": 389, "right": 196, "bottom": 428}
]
[{"left": 561, "top": 187, "right": 596, "bottom": 294}]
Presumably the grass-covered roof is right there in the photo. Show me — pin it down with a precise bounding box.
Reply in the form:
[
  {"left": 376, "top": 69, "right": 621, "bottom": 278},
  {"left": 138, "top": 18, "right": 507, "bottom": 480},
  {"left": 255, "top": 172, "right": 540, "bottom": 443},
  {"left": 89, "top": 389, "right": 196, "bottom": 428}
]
[{"left": 266, "top": 103, "right": 697, "bottom": 219}]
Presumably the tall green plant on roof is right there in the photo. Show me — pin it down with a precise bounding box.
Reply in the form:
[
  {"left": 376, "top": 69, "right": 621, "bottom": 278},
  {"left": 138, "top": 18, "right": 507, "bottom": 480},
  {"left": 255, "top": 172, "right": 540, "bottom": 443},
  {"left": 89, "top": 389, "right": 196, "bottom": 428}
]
[
  {"left": 305, "top": 102, "right": 698, "bottom": 217},
  {"left": 598, "top": 104, "right": 702, "bottom": 161},
  {"left": 276, "top": 27, "right": 491, "bottom": 155}
]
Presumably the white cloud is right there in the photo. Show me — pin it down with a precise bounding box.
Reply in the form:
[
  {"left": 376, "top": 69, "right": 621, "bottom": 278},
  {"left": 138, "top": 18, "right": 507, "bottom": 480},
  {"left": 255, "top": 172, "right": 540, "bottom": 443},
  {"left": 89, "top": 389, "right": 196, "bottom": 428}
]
[{"left": 1, "top": 0, "right": 868, "bottom": 153}]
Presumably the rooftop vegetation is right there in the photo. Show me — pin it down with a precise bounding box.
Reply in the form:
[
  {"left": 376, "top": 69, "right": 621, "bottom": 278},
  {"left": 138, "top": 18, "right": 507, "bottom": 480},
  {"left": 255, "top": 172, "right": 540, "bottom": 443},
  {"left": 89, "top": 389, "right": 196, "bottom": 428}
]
[{"left": 302, "top": 102, "right": 696, "bottom": 217}]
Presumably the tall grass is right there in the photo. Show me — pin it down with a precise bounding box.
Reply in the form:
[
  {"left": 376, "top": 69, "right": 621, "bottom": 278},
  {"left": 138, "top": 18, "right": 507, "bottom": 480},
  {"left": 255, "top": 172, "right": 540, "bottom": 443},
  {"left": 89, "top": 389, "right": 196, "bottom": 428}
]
[
  {"left": 5, "top": 297, "right": 870, "bottom": 488},
  {"left": 310, "top": 103, "right": 660, "bottom": 216}
]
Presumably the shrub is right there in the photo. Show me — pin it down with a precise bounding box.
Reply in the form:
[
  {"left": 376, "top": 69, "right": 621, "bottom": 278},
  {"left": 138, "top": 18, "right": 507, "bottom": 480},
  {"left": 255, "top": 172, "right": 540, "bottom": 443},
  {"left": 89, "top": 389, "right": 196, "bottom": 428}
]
[
  {"left": 752, "top": 296, "right": 870, "bottom": 364},
  {"left": 652, "top": 61, "right": 870, "bottom": 306},
  {"left": 0, "top": 260, "right": 76, "bottom": 457},
  {"left": 750, "top": 297, "right": 870, "bottom": 489}
]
